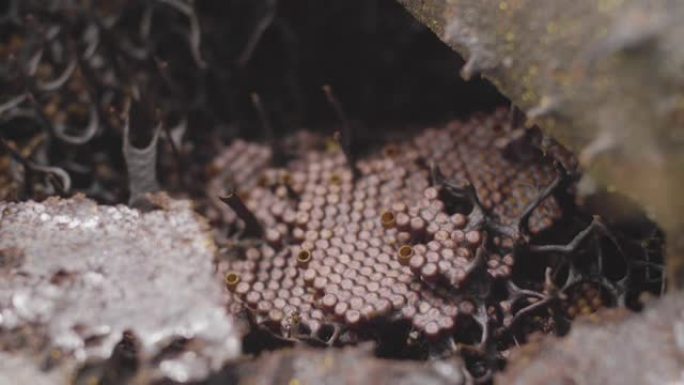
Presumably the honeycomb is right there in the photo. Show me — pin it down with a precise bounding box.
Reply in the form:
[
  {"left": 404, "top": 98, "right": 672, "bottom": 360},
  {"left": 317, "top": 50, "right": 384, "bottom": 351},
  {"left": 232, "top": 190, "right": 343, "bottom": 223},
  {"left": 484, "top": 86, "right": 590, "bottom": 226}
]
[{"left": 212, "top": 108, "right": 566, "bottom": 345}]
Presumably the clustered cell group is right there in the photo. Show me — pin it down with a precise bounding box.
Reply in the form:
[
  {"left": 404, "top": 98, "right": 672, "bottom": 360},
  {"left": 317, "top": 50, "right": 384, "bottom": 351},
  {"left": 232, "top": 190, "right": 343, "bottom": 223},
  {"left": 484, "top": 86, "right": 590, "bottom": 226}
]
[{"left": 213, "top": 108, "right": 564, "bottom": 343}]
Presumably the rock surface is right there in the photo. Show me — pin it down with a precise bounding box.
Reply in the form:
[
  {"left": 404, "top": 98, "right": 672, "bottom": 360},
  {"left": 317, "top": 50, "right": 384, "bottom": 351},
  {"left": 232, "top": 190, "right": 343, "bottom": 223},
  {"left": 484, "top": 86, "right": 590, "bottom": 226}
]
[
  {"left": 0, "top": 194, "right": 240, "bottom": 383},
  {"left": 0, "top": 351, "right": 71, "bottom": 385},
  {"left": 396, "top": 0, "right": 684, "bottom": 286},
  {"left": 231, "top": 345, "right": 472, "bottom": 385},
  {"left": 498, "top": 294, "right": 684, "bottom": 385}
]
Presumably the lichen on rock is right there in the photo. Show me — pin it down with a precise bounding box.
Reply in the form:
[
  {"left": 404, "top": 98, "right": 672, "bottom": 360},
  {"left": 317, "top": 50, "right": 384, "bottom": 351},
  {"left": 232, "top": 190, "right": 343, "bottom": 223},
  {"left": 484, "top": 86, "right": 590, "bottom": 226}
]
[
  {"left": 498, "top": 293, "right": 684, "bottom": 385},
  {"left": 396, "top": 0, "right": 684, "bottom": 287},
  {"left": 0, "top": 194, "right": 241, "bottom": 383}
]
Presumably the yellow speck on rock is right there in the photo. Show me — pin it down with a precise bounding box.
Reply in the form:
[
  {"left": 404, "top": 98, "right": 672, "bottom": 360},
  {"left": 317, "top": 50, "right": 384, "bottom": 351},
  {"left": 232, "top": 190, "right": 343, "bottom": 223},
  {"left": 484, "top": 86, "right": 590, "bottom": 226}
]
[
  {"left": 289, "top": 379, "right": 302, "bottom": 385},
  {"left": 505, "top": 31, "right": 515, "bottom": 42},
  {"left": 522, "top": 90, "right": 537, "bottom": 104},
  {"left": 323, "top": 353, "right": 335, "bottom": 370},
  {"left": 598, "top": 0, "right": 625, "bottom": 13},
  {"left": 528, "top": 65, "right": 538, "bottom": 77},
  {"left": 499, "top": 2, "right": 508, "bottom": 11},
  {"left": 546, "top": 22, "right": 558, "bottom": 35}
]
